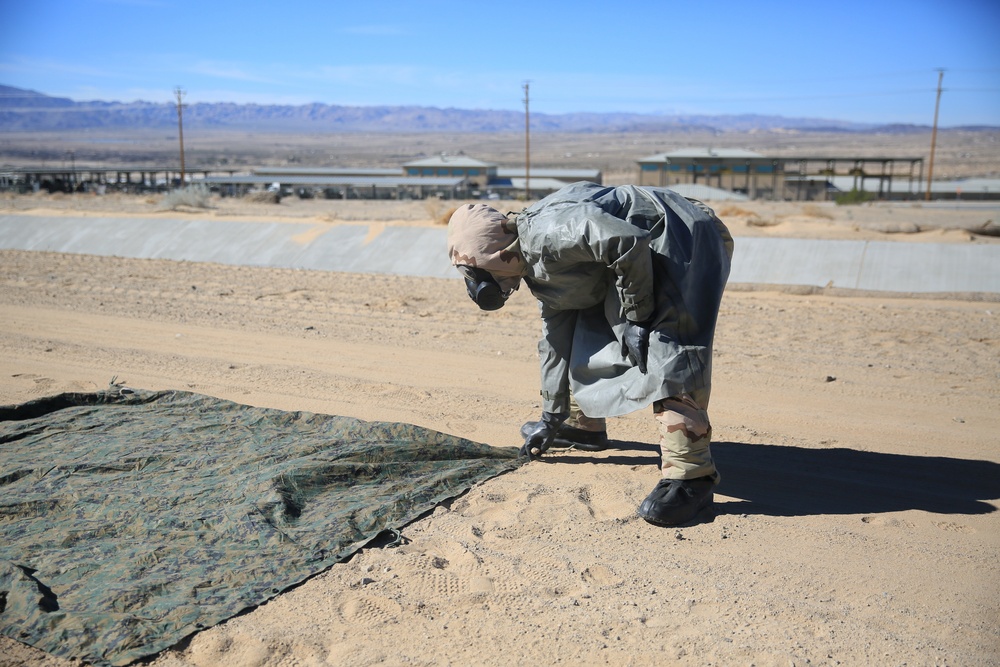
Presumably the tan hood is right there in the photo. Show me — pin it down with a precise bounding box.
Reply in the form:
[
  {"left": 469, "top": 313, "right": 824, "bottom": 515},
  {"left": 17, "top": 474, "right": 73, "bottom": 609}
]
[{"left": 447, "top": 204, "right": 525, "bottom": 293}]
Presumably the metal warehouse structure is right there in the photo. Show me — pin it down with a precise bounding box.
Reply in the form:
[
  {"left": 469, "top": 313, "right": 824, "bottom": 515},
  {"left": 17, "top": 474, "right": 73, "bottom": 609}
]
[
  {"left": 824, "top": 175, "right": 1000, "bottom": 200},
  {"left": 240, "top": 159, "right": 603, "bottom": 199},
  {"left": 637, "top": 149, "right": 925, "bottom": 201},
  {"left": 254, "top": 167, "right": 400, "bottom": 178},
  {"left": 492, "top": 167, "right": 603, "bottom": 198},
  {"left": 0, "top": 165, "right": 232, "bottom": 193},
  {"left": 14, "top": 149, "right": 979, "bottom": 202},
  {"left": 782, "top": 154, "right": 926, "bottom": 200},
  {"left": 496, "top": 167, "right": 602, "bottom": 182},
  {"left": 198, "top": 174, "right": 469, "bottom": 199}
]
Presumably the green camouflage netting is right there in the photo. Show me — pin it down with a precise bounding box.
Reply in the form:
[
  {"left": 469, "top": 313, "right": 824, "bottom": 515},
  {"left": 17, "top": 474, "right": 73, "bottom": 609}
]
[{"left": 0, "top": 389, "right": 522, "bottom": 666}]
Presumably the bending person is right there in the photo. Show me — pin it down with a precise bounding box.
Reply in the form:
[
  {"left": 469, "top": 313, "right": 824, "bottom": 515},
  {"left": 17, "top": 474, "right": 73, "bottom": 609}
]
[{"left": 447, "top": 181, "right": 733, "bottom": 526}]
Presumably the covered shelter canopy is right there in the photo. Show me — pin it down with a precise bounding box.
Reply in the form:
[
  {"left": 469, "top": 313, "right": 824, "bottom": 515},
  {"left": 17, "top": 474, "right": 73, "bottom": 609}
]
[
  {"left": 637, "top": 149, "right": 926, "bottom": 201},
  {"left": 197, "top": 174, "right": 469, "bottom": 199}
]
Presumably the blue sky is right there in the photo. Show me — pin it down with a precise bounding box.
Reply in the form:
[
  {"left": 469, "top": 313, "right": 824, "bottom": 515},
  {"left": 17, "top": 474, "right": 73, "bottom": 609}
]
[{"left": 1, "top": 0, "right": 998, "bottom": 126}]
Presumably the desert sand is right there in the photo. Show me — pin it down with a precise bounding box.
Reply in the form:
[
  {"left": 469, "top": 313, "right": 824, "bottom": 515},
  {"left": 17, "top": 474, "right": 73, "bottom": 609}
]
[{"left": 0, "top": 192, "right": 998, "bottom": 666}]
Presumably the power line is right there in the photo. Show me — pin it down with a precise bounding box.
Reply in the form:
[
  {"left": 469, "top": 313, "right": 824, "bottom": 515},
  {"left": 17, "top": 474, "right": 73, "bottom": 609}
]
[
  {"left": 926, "top": 70, "right": 945, "bottom": 201},
  {"left": 530, "top": 88, "right": 965, "bottom": 106},
  {"left": 174, "top": 87, "right": 186, "bottom": 186},
  {"left": 523, "top": 81, "right": 530, "bottom": 200}
]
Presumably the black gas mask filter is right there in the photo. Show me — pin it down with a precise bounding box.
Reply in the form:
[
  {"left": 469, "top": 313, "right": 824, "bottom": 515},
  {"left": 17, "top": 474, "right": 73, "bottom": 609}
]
[{"left": 457, "top": 265, "right": 508, "bottom": 311}]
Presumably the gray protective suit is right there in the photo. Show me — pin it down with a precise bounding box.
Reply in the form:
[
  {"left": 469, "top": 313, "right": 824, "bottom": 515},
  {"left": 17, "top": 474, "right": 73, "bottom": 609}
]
[{"left": 513, "top": 181, "right": 734, "bottom": 418}]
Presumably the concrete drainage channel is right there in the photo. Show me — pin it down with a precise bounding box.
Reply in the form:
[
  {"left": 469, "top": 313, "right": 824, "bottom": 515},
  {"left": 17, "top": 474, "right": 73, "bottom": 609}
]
[{"left": 1, "top": 215, "right": 998, "bottom": 295}]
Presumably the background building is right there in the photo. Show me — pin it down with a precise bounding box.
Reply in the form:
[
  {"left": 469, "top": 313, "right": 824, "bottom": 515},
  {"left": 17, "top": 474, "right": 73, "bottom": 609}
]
[
  {"left": 637, "top": 148, "right": 931, "bottom": 201},
  {"left": 403, "top": 156, "right": 496, "bottom": 190},
  {"left": 638, "top": 149, "right": 782, "bottom": 199}
]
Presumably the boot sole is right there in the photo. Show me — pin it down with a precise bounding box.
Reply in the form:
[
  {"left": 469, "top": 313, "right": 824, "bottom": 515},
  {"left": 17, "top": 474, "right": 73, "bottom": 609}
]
[
  {"left": 519, "top": 423, "right": 608, "bottom": 452},
  {"left": 550, "top": 437, "right": 607, "bottom": 452},
  {"left": 637, "top": 493, "right": 714, "bottom": 527}
]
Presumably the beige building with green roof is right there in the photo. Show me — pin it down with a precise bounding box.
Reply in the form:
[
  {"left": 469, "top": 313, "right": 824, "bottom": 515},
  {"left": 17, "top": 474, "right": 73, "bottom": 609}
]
[
  {"left": 402, "top": 156, "right": 497, "bottom": 190},
  {"left": 637, "top": 148, "right": 783, "bottom": 199}
]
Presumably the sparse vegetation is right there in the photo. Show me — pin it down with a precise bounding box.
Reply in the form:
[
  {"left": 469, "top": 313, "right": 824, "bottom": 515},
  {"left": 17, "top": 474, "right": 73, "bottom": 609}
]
[
  {"left": 244, "top": 190, "right": 280, "bottom": 204},
  {"left": 158, "top": 184, "right": 211, "bottom": 210},
  {"left": 745, "top": 216, "right": 781, "bottom": 227},
  {"left": 716, "top": 205, "right": 778, "bottom": 228},
  {"left": 834, "top": 188, "right": 876, "bottom": 206},
  {"left": 424, "top": 198, "right": 457, "bottom": 225},
  {"left": 801, "top": 204, "right": 834, "bottom": 219},
  {"left": 965, "top": 219, "right": 1000, "bottom": 237},
  {"left": 716, "top": 205, "right": 754, "bottom": 218},
  {"left": 437, "top": 206, "right": 459, "bottom": 225}
]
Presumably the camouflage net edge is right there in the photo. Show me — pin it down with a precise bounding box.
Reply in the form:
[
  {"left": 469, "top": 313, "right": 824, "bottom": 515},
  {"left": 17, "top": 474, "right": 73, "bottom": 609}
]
[{"left": 0, "top": 389, "right": 522, "bottom": 666}]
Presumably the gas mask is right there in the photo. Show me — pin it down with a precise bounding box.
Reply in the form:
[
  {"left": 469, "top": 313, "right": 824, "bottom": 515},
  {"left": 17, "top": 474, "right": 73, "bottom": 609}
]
[{"left": 457, "top": 265, "right": 509, "bottom": 311}]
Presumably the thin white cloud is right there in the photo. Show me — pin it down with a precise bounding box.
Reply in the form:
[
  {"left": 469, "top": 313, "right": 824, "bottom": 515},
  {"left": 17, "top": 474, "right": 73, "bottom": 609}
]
[{"left": 187, "top": 61, "right": 282, "bottom": 85}]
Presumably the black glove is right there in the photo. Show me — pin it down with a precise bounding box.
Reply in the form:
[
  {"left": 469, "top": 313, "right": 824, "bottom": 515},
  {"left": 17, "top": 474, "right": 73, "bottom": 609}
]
[
  {"left": 519, "top": 411, "right": 568, "bottom": 459},
  {"left": 621, "top": 319, "right": 652, "bottom": 374}
]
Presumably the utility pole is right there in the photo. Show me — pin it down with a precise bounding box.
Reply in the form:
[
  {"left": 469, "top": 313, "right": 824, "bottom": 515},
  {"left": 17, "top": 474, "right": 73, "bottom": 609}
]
[
  {"left": 174, "top": 87, "right": 187, "bottom": 187},
  {"left": 925, "top": 69, "right": 944, "bottom": 201},
  {"left": 523, "top": 82, "right": 530, "bottom": 200}
]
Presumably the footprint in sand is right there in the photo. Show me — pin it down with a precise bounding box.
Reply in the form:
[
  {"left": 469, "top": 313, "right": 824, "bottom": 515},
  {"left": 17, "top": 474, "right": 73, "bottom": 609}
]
[
  {"left": 575, "top": 470, "right": 649, "bottom": 521},
  {"left": 411, "top": 564, "right": 464, "bottom": 597},
  {"left": 338, "top": 595, "right": 403, "bottom": 625},
  {"left": 513, "top": 546, "right": 577, "bottom": 593},
  {"left": 185, "top": 631, "right": 276, "bottom": 667},
  {"left": 394, "top": 541, "right": 515, "bottom": 596},
  {"left": 860, "top": 516, "right": 916, "bottom": 529},
  {"left": 581, "top": 564, "right": 621, "bottom": 587},
  {"left": 12, "top": 372, "right": 51, "bottom": 387},
  {"left": 933, "top": 521, "right": 975, "bottom": 534}
]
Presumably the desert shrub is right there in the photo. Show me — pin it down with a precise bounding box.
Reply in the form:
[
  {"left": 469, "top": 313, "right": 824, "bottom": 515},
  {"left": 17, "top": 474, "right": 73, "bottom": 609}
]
[
  {"left": 801, "top": 204, "right": 834, "bottom": 219},
  {"left": 715, "top": 204, "right": 775, "bottom": 227},
  {"left": 245, "top": 190, "right": 280, "bottom": 204},
  {"left": 424, "top": 198, "right": 458, "bottom": 225},
  {"left": 744, "top": 216, "right": 780, "bottom": 227},
  {"left": 159, "top": 184, "right": 210, "bottom": 210},
  {"left": 834, "top": 189, "right": 875, "bottom": 206},
  {"left": 437, "top": 206, "right": 459, "bottom": 225},
  {"left": 716, "top": 205, "right": 754, "bottom": 218}
]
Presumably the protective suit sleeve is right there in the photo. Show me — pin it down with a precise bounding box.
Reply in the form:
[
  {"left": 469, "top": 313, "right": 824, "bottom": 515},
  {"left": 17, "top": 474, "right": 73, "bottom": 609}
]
[
  {"left": 565, "top": 203, "right": 656, "bottom": 323},
  {"left": 686, "top": 197, "right": 735, "bottom": 262},
  {"left": 537, "top": 306, "right": 577, "bottom": 414}
]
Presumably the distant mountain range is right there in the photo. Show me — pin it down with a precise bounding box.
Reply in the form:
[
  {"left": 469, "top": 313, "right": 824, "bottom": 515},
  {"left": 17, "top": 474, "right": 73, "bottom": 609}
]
[{"left": 1, "top": 84, "right": 992, "bottom": 134}]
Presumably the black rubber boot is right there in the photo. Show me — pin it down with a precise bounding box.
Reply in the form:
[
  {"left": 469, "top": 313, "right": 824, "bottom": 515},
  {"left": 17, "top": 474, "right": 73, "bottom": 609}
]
[
  {"left": 637, "top": 477, "right": 715, "bottom": 526},
  {"left": 519, "top": 422, "right": 608, "bottom": 451}
]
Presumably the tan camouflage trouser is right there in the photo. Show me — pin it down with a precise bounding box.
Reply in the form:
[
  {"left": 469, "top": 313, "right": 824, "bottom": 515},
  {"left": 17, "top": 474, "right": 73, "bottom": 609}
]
[
  {"left": 653, "top": 391, "right": 717, "bottom": 482},
  {"left": 567, "top": 390, "right": 717, "bottom": 482},
  {"left": 565, "top": 395, "right": 608, "bottom": 432}
]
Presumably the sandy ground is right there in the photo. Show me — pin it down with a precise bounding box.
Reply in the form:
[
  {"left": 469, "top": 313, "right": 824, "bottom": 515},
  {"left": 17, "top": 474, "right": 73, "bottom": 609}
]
[
  {"left": 1, "top": 194, "right": 998, "bottom": 666},
  {"left": 4, "top": 128, "right": 998, "bottom": 181}
]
